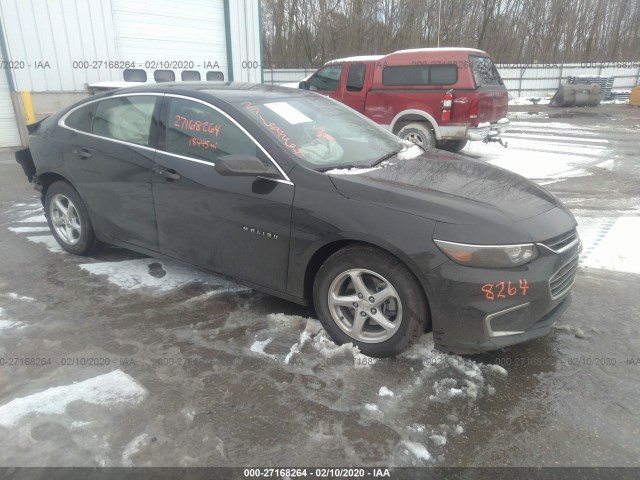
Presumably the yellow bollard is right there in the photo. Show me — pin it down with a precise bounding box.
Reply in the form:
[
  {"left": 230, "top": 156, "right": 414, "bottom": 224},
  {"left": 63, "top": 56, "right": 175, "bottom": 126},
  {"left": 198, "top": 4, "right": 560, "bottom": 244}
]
[{"left": 19, "top": 91, "right": 36, "bottom": 125}]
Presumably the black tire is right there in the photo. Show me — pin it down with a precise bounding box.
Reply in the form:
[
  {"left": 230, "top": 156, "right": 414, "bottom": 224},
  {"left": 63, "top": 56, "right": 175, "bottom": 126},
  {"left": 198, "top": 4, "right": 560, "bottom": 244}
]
[
  {"left": 396, "top": 122, "right": 436, "bottom": 149},
  {"left": 313, "top": 244, "right": 429, "bottom": 357},
  {"left": 437, "top": 139, "right": 468, "bottom": 152},
  {"left": 44, "top": 181, "right": 98, "bottom": 255}
]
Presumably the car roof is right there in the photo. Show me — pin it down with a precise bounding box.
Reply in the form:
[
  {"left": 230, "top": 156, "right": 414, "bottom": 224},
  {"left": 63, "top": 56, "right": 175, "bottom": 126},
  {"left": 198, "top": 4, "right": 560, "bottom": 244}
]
[{"left": 99, "top": 81, "right": 316, "bottom": 103}]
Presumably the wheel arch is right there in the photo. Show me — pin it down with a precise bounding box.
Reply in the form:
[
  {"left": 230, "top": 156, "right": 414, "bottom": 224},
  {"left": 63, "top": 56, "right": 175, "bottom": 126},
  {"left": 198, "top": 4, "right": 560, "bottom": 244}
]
[
  {"left": 390, "top": 109, "right": 441, "bottom": 140},
  {"left": 302, "top": 238, "right": 432, "bottom": 330},
  {"left": 37, "top": 171, "right": 76, "bottom": 199}
]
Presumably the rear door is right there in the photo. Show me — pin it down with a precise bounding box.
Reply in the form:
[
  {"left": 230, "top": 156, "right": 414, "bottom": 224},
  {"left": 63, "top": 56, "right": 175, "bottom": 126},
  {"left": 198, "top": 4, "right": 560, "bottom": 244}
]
[
  {"left": 60, "top": 94, "right": 160, "bottom": 250},
  {"left": 151, "top": 95, "right": 294, "bottom": 291},
  {"left": 469, "top": 55, "right": 508, "bottom": 123}
]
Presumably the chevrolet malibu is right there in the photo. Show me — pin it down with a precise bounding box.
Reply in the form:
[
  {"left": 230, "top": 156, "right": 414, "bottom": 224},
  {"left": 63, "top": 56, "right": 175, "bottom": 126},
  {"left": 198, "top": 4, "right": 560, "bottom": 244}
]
[{"left": 15, "top": 83, "right": 580, "bottom": 357}]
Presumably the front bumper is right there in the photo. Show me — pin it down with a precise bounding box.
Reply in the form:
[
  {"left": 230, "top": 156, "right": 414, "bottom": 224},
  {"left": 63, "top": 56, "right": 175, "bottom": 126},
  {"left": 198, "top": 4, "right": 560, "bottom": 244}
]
[
  {"left": 426, "top": 233, "right": 579, "bottom": 354},
  {"left": 467, "top": 118, "right": 510, "bottom": 141}
]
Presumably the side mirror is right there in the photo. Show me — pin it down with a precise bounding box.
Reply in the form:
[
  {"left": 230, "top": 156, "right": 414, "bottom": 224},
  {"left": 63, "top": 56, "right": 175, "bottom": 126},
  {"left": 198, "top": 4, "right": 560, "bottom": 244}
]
[
  {"left": 298, "top": 80, "right": 309, "bottom": 90},
  {"left": 214, "top": 154, "right": 279, "bottom": 178}
]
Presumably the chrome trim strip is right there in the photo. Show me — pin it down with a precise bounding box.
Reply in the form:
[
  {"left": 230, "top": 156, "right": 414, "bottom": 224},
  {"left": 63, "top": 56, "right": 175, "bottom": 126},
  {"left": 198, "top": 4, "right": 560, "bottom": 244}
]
[
  {"left": 483, "top": 302, "right": 529, "bottom": 338},
  {"left": 433, "top": 239, "right": 535, "bottom": 249},
  {"left": 58, "top": 92, "right": 293, "bottom": 184},
  {"left": 537, "top": 238, "right": 580, "bottom": 255},
  {"left": 548, "top": 252, "right": 580, "bottom": 300}
]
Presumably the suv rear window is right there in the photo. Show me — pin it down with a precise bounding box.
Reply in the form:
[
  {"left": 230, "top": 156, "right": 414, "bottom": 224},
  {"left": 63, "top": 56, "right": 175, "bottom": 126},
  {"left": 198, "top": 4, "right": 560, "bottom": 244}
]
[
  {"left": 470, "top": 56, "right": 503, "bottom": 86},
  {"left": 382, "top": 64, "right": 457, "bottom": 86}
]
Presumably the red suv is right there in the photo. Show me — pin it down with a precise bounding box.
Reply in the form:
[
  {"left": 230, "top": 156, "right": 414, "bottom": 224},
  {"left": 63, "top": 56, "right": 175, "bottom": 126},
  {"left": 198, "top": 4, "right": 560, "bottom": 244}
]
[{"left": 300, "top": 48, "right": 509, "bottom": 152}]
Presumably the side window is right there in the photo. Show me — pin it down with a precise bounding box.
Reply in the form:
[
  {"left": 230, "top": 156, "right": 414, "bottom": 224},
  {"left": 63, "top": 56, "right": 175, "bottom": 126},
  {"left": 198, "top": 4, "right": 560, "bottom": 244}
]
[
  {"left": 430, "top": 65, "right": 458, "bottom": 85},
  {"left": 165, "top": 98, "right": 258, "bottom": 163},
  {"left": 308, "top": 65, "right": 343, "bottom": 92},
  {"left": 92, "top": 96, "right": 157, "bottom": 146},
  {"left": 346, "top": 64, "right": 366, "bottom": 91},
  {"left": 382, "top": 65, "right": 458, "bottom": 86},
  {"left": 65, "top": 103, "right": 96, "bottom": 132}
]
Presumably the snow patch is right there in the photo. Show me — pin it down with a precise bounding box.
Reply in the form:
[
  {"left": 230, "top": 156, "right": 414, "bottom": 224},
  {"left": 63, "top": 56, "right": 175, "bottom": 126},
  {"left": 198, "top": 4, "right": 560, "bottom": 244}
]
[
  {"left": 8, "top": 226, "right": 51, "bottom": 233},
  {"left": 0, "top": 370, "right": 147, "bottom": 427},
  {"left": 250, "top": 338, "right": 275, "bottom": 358},
  {"left": 577, "top": 216, "right": 640, "bottom": 274},
  {"left": 429, "top": 434, "right": 447, "bottom": 446},
  {"left": 396, "top": 144, "right": 423, "bottom": 160},
  {"left": 284, "top": 318, "right": 323, "bottom": 364},
  {"left": 18, "top": 214, "right": 47, "bottom": 223},
  {"left": 4, "top": 293, "right": 35, "bottom": 302},
  {"left": 378, "top": 386, "right": 394, "bottom": 397},
  {"left": 26, "top": 235, "right": 63, "bottom": 253},
  {"left": 79, "top": 259, "right": 237, "bottom": 292},
  {"left": 402, "top": 440, "right": 431, "bottom": 461},
  {"left": 121, "top": 433, "right": 149, "bottom": 466},
  {"left": 364, "top": 403, "right": 381, "bottom": 413},
  {"left": 0, "top": 319, "right": 25, "bottom": 331},
  {"left": 326, "top": 166, "right": 384, "bottom": 175}
]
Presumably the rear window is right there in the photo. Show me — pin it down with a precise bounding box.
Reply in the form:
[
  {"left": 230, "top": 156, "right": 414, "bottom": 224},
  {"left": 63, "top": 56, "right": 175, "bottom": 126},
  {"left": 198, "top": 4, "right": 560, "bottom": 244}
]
[
  {"left": 470, "top": 56, "right": 503, "bottom": 86},
  {"left": 382, "top": 64, "right": 457, "bottom": 86},
  {"left": 65, "top": 103, "right": 95, "bottom": 132}
]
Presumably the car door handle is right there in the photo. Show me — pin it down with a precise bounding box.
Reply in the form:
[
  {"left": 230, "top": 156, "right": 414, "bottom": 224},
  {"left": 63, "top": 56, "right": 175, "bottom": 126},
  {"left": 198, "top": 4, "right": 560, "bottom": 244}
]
[
  {"left": 72, "top": 147, "right": 93, "bottom": 159},
  {"left": 153, "top": 167, "right": 181, "bottom": 181}
]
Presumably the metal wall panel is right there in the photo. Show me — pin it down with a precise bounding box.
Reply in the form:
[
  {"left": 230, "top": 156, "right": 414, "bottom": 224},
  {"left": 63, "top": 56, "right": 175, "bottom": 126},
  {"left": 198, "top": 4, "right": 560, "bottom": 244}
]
[
  {"left": 111, "top": 0, "right": 227, "bottom": 81},
  {"left": 0, "top": 49, "right": 20, "bottom": 147},
  {"left": 0, "top": 0, "right": 119, "bottom": 91},
  {"left": 227, "top": 0, "right": 262, "bottom": 82}
]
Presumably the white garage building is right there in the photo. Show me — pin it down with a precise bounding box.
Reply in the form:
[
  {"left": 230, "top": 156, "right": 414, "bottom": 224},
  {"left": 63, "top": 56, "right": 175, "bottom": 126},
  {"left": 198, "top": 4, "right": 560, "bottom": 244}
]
[{"left": 0, "top": 0, "right": 263, "bottom": 147}]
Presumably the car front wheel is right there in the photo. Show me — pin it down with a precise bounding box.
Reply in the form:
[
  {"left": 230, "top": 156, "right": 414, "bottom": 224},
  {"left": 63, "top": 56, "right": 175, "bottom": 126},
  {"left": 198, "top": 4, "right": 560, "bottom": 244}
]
[
  {"left": 45, "top": 181, "right": 97, "bottom": 255},
  {"left": 313, "top": 245, "right": 428, "bottom": 357}
]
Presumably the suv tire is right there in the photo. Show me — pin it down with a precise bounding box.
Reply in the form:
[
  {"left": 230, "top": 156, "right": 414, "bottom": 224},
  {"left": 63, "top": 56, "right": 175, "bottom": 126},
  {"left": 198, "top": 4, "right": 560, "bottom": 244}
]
[{"left": 397, "top": 123, "right": 436, "bottom": 149}]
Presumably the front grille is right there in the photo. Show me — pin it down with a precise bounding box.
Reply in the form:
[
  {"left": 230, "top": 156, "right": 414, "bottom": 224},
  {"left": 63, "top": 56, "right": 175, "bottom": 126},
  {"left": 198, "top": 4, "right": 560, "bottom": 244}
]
[
  {"left": 541, "top": 229, "right": 579, "bottom": 253},
  {"left": 549, "top": 254, "right": 579, "bottom": 299}
]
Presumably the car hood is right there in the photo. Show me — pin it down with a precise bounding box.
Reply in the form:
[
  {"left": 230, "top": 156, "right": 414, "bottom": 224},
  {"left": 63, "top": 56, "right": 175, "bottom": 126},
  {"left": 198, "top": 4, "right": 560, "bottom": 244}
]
[{"left": 327, "top": 151, "right": 565, "bottom": 226}]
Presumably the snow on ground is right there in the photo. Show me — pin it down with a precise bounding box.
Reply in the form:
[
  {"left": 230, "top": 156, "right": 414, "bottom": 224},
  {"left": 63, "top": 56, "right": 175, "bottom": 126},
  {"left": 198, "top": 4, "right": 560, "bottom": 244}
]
[
  {"left": 463, "top": 121, "right": 606, "bottom": 182},
  {"left": 402, "top": 440, "right": 431, "bottom": 461},
  {"left": 79, "top": 259, "right": 237, "bottom": 292},
  {"left": 577, "top": 216, "right": 640, "bottom": 274},
  {"left": 25, "top": 235, "right": 64, "bottom": 253},
  {"left": 17, "top": 214, "right": 47, "bottom": 223},
  {"left": 3, "top": 293, "right": 35, "bottom": 302},
  {"left": 0, "top": 307, "right": 25, "bottom": 331},
  {"left": 8, "top": 226, "right": 51, "bottom": 233},
  {"left": 0, "top": 370, "right": 147, "bottom": 427},
  {"left": 509, "top": 96, "right": 552, "bottom": 106}
]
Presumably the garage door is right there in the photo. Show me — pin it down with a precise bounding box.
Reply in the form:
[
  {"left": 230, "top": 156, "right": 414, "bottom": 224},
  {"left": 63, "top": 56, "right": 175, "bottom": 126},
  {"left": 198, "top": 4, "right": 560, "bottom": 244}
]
[
  {"left": 111, "top": 0, "right": 228, "bottom": 81},
  {"left": 0, "top": 52, "right": 20, "bottom": 147}
]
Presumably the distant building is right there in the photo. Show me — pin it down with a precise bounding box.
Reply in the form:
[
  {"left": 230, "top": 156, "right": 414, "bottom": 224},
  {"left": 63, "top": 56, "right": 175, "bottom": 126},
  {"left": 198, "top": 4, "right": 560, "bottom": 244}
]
[{"left": 0, "top": 0, "right": 262, "bottom": 146}]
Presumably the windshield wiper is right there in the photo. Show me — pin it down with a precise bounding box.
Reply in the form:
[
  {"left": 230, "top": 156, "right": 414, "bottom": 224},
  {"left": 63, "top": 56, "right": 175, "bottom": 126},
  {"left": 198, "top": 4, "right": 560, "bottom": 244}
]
[
  {"left": 370, "top": 147, "right": 403, "bottom": 167},
  {"left": 316, "top": 164, "right": 362, "bottom": 172}
]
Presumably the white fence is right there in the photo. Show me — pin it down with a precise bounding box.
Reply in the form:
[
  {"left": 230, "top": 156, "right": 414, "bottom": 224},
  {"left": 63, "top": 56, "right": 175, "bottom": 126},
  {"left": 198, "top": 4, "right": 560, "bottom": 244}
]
[{"left": 264, "top": 62, "right": 640, "bottom": 98}]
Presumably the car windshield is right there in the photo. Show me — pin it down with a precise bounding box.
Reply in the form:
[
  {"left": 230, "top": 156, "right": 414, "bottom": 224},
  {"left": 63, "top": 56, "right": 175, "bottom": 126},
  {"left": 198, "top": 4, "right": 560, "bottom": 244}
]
[{"left": 234, "top": 94, "right": 403, "bottom": 170}]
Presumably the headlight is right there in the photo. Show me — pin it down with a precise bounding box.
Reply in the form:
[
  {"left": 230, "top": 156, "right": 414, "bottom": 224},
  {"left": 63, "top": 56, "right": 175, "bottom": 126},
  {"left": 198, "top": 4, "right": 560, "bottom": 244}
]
[{"left": 433, "top": 239, "right": 539, "bottom": 268}]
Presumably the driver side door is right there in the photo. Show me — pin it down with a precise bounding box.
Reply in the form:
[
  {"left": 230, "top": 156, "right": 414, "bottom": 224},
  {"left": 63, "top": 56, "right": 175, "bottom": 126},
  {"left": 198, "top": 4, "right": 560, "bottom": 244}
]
[{"left": 152, "top": 96, "right": 294, "bottom": 292}]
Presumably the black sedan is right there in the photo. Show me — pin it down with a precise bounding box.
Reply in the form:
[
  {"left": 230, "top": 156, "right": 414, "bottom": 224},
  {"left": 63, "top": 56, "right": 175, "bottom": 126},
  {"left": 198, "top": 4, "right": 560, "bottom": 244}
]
[{"left": 15, "top": 83, "right": 580, "bottom": 357}]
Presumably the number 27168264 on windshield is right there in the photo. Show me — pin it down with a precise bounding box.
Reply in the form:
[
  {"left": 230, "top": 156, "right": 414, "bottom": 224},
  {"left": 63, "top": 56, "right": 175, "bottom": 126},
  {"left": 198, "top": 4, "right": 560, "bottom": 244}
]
[{"left": 481, "top": 279, "right": 529, "bottom": 300}]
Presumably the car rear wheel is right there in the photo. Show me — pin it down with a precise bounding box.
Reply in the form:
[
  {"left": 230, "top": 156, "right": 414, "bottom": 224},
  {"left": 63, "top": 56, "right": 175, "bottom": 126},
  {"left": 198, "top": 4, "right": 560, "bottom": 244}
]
[
  {"left": 397, "top": 122, "right": 436, "bottom": 149},
  {"left": 313, "top": 245, "right": 428, "bottom": 357},
  {"left": 45, "top": 181, "right": 97, "bottom": 255},
  {"left": 437, "top": 139, "right": 468, "bottom": 152}
]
